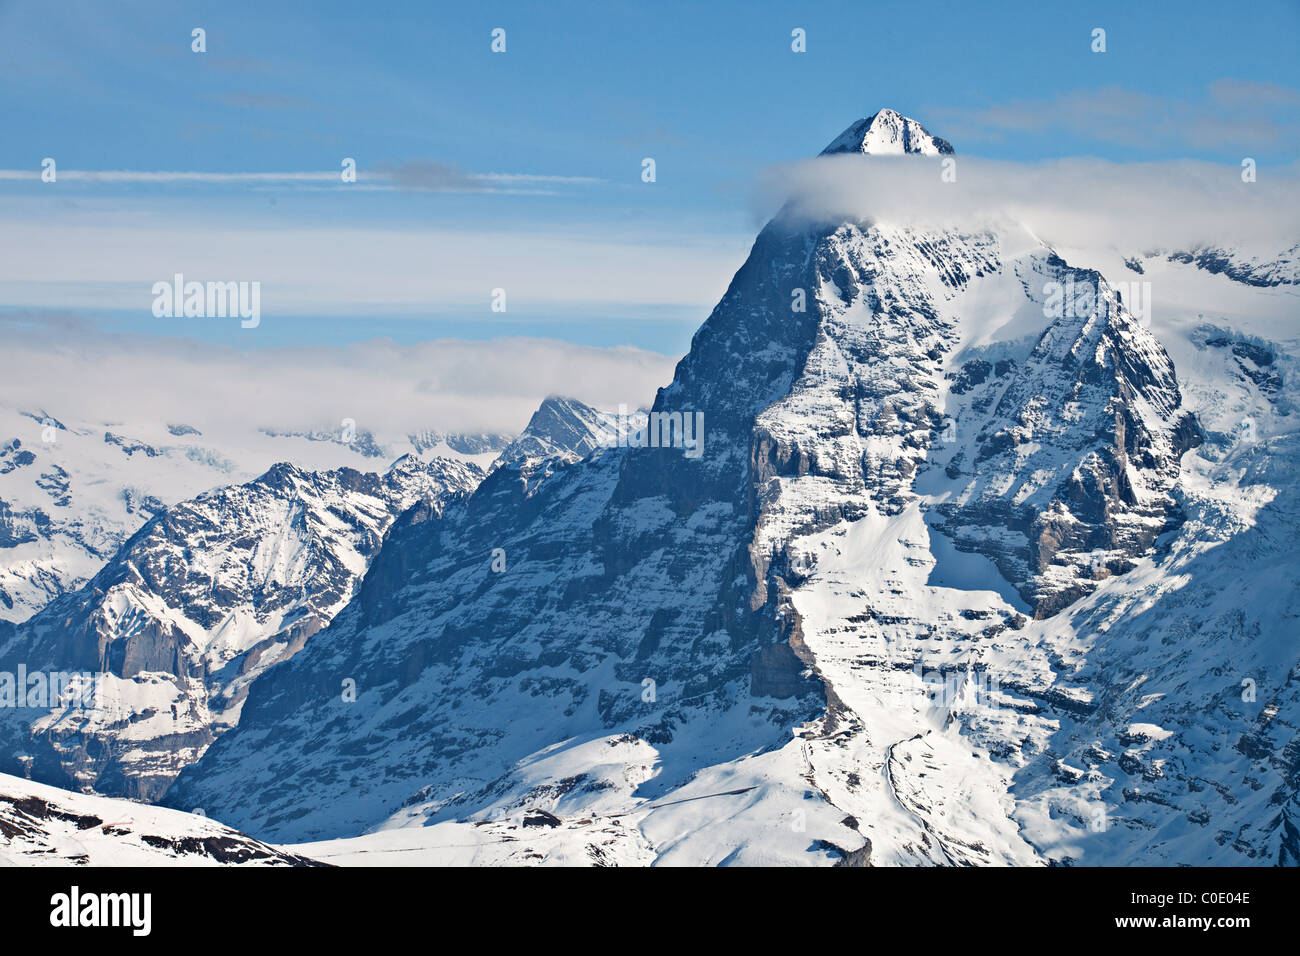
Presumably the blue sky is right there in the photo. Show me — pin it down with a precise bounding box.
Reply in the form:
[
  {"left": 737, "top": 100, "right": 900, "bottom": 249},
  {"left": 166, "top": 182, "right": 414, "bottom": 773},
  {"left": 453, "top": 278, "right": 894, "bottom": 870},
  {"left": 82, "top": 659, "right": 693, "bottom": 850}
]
[{"left": 2, "top": 0, "right": 1297, "bottom": 353}]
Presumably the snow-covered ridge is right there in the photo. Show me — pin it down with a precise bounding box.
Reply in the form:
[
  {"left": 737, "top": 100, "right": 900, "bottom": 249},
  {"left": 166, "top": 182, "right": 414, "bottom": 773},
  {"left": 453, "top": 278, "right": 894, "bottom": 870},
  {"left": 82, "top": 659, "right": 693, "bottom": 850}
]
[
  {"left": 1152, "top": 244, "right": 1300, "bottom": 288},
  {"left": 0, "top": 772, "right": 321, "bottom": 866},
  {"left": 491, "top": 396, "right": 621, "bottom": 472},
  {"left": 0, "top": 455, "right": 482, "bottom": 800}
]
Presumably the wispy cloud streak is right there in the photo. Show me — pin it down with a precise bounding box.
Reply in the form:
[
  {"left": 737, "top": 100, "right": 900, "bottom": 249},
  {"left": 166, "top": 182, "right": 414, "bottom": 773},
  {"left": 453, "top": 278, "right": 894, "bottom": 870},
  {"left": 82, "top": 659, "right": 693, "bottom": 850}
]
[{"left": 0, "top": 168, "right": 605, "bottom": 194}]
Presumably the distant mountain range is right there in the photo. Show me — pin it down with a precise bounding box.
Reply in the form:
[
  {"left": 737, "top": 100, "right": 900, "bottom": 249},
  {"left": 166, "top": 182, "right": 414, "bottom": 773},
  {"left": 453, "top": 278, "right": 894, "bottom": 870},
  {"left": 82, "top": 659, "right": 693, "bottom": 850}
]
[{"left": 0, "top": 408, "right": 512, "bottom": 624}]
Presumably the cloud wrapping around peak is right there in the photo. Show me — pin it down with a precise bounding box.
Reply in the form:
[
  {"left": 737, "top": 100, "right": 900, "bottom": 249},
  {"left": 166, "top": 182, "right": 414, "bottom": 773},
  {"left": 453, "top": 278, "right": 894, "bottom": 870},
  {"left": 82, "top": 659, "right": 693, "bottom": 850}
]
[{"left": 758, "top": 153, "right": 1300, "bottom": 254}]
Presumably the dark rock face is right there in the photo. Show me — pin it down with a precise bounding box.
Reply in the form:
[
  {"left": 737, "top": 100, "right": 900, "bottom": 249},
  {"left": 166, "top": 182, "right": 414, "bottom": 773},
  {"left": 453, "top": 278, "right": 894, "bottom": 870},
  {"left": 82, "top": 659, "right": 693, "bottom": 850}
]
[
  {"left": 104, "top": 431, "right": 161, "bottom": 458},
  {"left": 522, "top": 808, "right": 562, "bottom": 828},
  {"left": 37, "top": 467, "right": 71, "bottom": 508},
  {"left": 750, "top": 642, "right": 811, "bottom": 698},
  {"left": 0, "top": 440, "right": 37, "bottom": 475},
  {"left": 0, "top": 498, "right": 46, "bottom": 548},
  {"left": 134, "top": 833, "right": 326, "bottom": 865},
  {"left": 935, "top": 263, "right": 1201, "bottom": 617},
  {"left": 1206, "top": 336, "right": 1283, "bottom": 395},
  {"left": 1167, "top": 245, "right": 1300, "bottom": 288},
  {"left": 833, "top": 838, "right": 873, "bottom": 867},
  {"left": 164, "top": 216, "right": 835, "bottom": 841}
]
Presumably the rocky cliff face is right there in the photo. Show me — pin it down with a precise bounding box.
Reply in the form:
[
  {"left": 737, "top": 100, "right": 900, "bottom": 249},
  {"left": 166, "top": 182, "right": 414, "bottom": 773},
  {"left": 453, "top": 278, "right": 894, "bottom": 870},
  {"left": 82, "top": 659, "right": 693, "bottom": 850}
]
[
  {"left": 934, "top": 256, "right": 1201, "bottom": 617},
  {"left": 164, "top": 178, "right": 842, "bottom": 847},
  {"left": 0, "top": 456, "right": 481, "bottom": 801}
]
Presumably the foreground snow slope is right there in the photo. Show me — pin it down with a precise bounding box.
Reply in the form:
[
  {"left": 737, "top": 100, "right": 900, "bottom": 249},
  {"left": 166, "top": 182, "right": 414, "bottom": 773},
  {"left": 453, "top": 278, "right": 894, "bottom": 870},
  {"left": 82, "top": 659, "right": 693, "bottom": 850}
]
[{"left": 0, "top": 772, "right": 320, "bottom": 866}]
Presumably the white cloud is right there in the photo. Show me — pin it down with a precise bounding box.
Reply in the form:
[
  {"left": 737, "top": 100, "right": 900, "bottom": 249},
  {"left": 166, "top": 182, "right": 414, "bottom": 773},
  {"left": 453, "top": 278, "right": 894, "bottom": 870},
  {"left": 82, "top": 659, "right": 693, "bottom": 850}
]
[
  {"left": 932, "top": 82, "right": 1300, "bottom": 152},
  {"left": 0, "top": 214, "right": 749, "bottom": 316},
  {"left": 0, "top": 313, "right": 679, "bottom": 439},
  {"left": 757, "top": 153, "right": 1300, "bottom": 254},
  {"left": 0, "top": 168, "right": 603, "bottom": 194}
]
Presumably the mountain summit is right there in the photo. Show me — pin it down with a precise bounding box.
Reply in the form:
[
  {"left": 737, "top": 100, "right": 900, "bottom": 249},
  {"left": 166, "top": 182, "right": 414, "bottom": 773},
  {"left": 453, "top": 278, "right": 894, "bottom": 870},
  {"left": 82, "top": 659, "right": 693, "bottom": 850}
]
[{"left": 820, "top": 107, "right": 955, "bottom": 156}]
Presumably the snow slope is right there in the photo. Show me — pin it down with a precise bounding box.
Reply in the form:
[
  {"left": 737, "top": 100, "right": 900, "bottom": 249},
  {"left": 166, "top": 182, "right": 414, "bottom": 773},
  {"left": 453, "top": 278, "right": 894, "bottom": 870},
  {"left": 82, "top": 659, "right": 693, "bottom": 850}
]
[{"left": 0, "top": 772, "right": 320, "bottom": 866}]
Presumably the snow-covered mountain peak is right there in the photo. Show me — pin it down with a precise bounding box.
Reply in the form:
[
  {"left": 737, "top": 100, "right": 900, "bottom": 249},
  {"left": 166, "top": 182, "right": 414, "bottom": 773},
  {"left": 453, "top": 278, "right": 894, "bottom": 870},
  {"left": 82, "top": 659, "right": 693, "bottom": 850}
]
[
  {"left": 491, "top": 395, "right": 621, "bottom": 472},
  {"left": 820, "top": 108, "right": 955, "bottom": 157}
]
